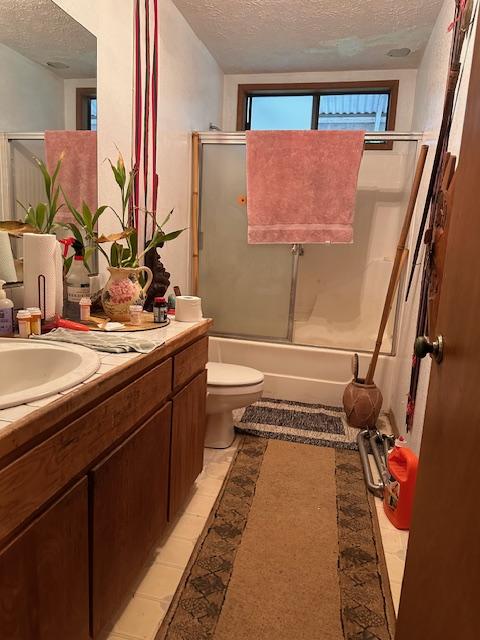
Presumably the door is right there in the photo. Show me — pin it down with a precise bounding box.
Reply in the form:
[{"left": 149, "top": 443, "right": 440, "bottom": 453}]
[
  {"left": 90, "top": 403, "right": 171, "bottom": 638},
  {"left": 0, "top": 478, "right": 89, "bottom": 640},
  {"left": 198, "top": 143, "right": 295, "bottom": 339},
  {"left": 396, "top": 16, "right": 480, "bottom": 640},
  {"left": 169, "top": 371, "right": 207, "bottom": 519}
]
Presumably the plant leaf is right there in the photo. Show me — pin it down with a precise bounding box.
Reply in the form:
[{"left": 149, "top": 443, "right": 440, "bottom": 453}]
[
  {"left": 92, "top": 205, "right": 108, "bottom": 228},
  {"left": 154, "top": 228, "right": 185, "bottom": 244},
  {"left": 83, "top": 247, "right": 94, "bottom": 273},
  {"left": 66, "top": 222, "right": 84, "bottom": 245},
  {"left": 60, "top": 188, "right": 84, "bottom": 229},
  {"left": 51, "top": 155, "right": 63, "bottom": 186},
  {"left": 35, "top": 158, "right": 52, "bottom": 197},
  {"left": 97, "top": 230, "right": 134, "bottom": 243},
  {"left": 35, "top": 203, "right": 47, "bottom": 231},
  {"left": 110, "top": 242, "right": 120, "bottom": 267},
  {"left": 82, "top": 202, "right": 93, "bottom": 233},
  {"left": 63, "top": 255, "right": 74, "bottom": 275},
  {"left": 128, "top": 229, "right": 138, "bottom": 259},
  {"left": 158, "top": 208, "right": 174, "bottom": 230},
  {"left": 109, "top": 159, "right": 124, "bottom": 189},
  {"left": 0, "top": 220, "right": 36, "bottom": 235},
  {"left": 24, "top": 206, "right": 37, "bottom": 228}
]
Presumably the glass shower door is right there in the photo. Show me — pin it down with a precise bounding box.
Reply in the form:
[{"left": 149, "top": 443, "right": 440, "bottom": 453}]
[{"left": 198, "top": 144, "right": 294, "bottom": 339}]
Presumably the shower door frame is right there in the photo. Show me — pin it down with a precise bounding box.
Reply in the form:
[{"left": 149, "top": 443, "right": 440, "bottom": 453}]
[{"left": 191, "top": 131, "right": 424, "bottom": 356}]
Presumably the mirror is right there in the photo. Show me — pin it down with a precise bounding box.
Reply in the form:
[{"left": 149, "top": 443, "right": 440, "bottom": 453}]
[{"left": 0, "top": 0, "right": 97, "bottom": 292}]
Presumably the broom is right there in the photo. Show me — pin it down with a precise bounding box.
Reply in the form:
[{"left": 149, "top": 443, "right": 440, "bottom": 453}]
[{"left": 365, "top": 144, "right": 429, "bottom": 385}]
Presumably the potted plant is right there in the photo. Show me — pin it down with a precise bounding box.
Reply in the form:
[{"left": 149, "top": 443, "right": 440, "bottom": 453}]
[
  {"left": 63, "top": 153, "right": 185, "bottom": 320},
  {"left": 17, "top": 155, "right": 64, "bottom": 234}
]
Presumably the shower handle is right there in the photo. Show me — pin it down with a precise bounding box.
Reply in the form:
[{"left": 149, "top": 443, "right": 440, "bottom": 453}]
[{"left": 291, "top": 244, "right": 304, "bottom": 256}]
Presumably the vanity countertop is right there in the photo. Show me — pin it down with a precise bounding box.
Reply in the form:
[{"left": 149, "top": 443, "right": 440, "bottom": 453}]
[{"left": 0, "top": 318, "right": 212, "bottom": 464}]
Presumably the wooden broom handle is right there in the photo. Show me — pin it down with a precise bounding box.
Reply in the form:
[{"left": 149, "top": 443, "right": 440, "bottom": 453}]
[{"left": 365, "top": 144, "right": 429, "bottom": 385}]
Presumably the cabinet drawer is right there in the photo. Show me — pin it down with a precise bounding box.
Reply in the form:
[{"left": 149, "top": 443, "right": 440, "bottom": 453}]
[
  {"left": 0, "top": 358, "right": 172, "bottom": 543},
  {"left": 173, "top": 336, "right": 208, "bottom": 391},
  {"left": 90, "top": 403, "right": 172, "bottom": 638},
  {"left": 0, "top": 478, "right": 89, "bottom": 640}
]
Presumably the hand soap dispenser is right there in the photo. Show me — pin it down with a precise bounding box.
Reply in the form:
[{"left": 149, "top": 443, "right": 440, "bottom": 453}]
[{"left": 0, "top": 280, "right": 14, "bottom": 337}]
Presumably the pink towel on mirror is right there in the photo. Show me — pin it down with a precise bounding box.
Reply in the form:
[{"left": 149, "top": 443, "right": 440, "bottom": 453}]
[
  {"left": 45, "top": 130, "right": 97, "bottom": 223},
  {"left": 246, "top": 130, "right": 364, "bottom": 244}
]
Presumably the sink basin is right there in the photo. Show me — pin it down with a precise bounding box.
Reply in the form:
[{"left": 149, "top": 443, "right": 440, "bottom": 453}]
[{"left": 0, "top": 339, "right": 101, "bottom": 409}]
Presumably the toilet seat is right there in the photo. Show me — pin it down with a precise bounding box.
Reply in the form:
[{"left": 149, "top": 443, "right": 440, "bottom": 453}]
[
  {"left": 207, "top": 381, "right": 264, "bottom": 396},
  {"left": 206, "top": 362, "right": 264, "bottom": 387}
]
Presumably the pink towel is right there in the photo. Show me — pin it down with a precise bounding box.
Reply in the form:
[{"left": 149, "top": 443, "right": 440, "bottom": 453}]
[
  {"left": 45, "top": 131, "right": 97, "bottom": 223},
  {"left": 246, "top": 130, "right": 364, "bottom": 244}
]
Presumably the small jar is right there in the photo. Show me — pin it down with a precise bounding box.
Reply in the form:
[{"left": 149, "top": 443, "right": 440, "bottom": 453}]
[
  {"left": 79, "top": 297, "right": 91, "bottom": 322},
  {"left": 129, "top": 304, "right": 143, "bottom": 325},
  {"left": 153, "top": 297, "right": 168, "bottom": 324},
  {"left": 26, "top": 307, "right": 42, "bottom": 335},
  {"left": 17, "top": 310, "right": 32, "bottom": 338}
]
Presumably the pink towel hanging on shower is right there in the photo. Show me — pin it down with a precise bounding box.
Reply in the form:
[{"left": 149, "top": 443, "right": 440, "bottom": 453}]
[
  {"left": 246, "top": 130, "right": 364, "bottom": 244},
  {"left": 45, "top": 130, "right": 97, "bottom": 223}
]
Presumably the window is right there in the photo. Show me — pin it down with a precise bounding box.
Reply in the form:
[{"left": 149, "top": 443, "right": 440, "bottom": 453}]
[
  {"left": 237, "top": 80, "right": 398, "bottom": 150},
  {"left": 76, "top": 88, "right": 97, "bottom": 130}
]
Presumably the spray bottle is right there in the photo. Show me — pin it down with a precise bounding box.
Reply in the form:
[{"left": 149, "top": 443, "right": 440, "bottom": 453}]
[
  {"left": 0, "top": 280, "right": 14, "bottom": 337},
  {"left": 65, "top": 240, "right": 90, "bottom": 320}
]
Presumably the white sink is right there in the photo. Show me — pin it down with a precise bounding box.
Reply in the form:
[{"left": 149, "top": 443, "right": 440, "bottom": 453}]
[{"left": 0, "top": 339, "right": 101, "bottom": 409}]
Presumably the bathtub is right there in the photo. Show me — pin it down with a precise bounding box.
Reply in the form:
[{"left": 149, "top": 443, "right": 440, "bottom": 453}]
[{"left": 208, "top": 337, "right": 394, "bottom": 408}]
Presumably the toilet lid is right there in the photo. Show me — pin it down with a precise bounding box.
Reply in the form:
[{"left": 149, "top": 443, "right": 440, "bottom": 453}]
[{"left": 207, "top": 362, "right": 264, "bottom": 387}]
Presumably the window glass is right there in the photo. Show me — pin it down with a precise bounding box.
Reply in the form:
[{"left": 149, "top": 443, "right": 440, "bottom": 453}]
[
  {"left": 250, "top": 95, "right": 313, "bottom": 130},
  {"left": 89, "top": 98, "right": 97, "bottom": 131},
  {"left": 318, "top": 93, "right": 389, "bottom": 132}
]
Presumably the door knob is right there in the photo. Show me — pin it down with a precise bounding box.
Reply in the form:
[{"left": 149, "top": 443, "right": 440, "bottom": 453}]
[{"left": 414, "top": 335, "right": 444, "bottom": 363}]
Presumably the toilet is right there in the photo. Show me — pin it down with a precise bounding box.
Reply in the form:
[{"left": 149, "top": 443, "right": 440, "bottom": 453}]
[{"left": 205, "top": 362, "right": 264, "bottom": 448}]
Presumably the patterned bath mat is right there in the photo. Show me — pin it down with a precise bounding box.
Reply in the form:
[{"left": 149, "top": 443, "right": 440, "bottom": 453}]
[
  {"left": 156, "top": 435, "right": 395, "bottom": 640},
  {"left": 235, "top": 397, "right": 365, "bottom": 450}
]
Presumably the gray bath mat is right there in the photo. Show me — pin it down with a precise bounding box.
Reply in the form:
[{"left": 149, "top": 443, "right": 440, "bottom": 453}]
[{"left": 235, "top": 397, "right": 364, "bottom": 450}]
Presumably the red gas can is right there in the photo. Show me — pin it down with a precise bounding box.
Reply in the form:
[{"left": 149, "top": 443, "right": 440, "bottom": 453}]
[{"left": 383, "top": 437, "right": 418, "bottom": 530}]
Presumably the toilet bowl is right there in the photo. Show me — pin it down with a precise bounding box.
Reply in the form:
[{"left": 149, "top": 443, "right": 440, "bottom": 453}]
[{"left": 205, "top": 362, "right": 264, "bottom": 448}]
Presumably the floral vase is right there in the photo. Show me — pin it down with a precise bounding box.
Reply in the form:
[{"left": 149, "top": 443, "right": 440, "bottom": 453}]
[{"left": 101, "top": 266, "right": 153, "bottom": 321}]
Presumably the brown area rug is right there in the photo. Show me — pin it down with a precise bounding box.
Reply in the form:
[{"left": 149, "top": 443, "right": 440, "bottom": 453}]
[{"left": 156, "top": 436, "right": 395, "bottom": 640}]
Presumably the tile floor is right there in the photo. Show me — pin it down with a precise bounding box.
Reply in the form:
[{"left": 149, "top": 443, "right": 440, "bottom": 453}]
[
  {"left": 106, "top": 439, "right": 240, "bottom": 640},
  {"left": 369, "top": 454, "right": 409, "bottom": 615},
  {"left": 106, "top": 441, "right": 407, "bottom": 639}
]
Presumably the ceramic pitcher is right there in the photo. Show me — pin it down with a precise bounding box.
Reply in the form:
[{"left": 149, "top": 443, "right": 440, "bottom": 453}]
[{"left": 101, "top": 266, "right": 153, "bottom": 321}]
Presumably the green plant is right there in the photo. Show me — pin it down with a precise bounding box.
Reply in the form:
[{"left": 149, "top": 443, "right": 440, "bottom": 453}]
[
  {"left": 98, "top": 153, "right": 185, "bottom": 268},
  {"left": 61, "top": 192, "right": 109, "bottom": 273},
  {"left": 18, "top": 155, "right": 64, "bottom": 233}
]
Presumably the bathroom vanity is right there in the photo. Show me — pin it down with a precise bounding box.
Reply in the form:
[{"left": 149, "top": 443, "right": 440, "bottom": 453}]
[{"left": 0, "top": 320, "right": 210, "bottom": 639}]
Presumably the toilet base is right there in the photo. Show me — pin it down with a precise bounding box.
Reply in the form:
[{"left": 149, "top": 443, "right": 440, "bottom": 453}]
[{"left": 205, "top": 411, "right": 236, "bottom": 449}]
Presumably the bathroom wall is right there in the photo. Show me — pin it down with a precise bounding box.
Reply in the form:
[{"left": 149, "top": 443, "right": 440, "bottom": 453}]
[
  {"left": 223, "top": 69, "right": 417, "bottom": 131},
  {"left": 0, "top": 43, "right": 65, "bottom": 132},
  {"left": 64, "top": 78, "right": 97, "bottom": 130},
  {"left": 54, "top": 0, "right": 223, "bottom": 293},
  {"left": 156, "top": 0, "right": 224, "bottom": 294},
  {"left": 391, "top": 0, "right": 478, "bottom": 454}
]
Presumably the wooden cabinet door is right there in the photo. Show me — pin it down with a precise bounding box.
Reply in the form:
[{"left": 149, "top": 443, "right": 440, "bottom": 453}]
[
  {"left": 0, "top": 478, "right": 89, "bottom": 640},
  {"left": 170, "top": 370, "right": 207, "bottom": 519},
  {"left": 90, "top": 403, "right": 171, "bottom": 638}
]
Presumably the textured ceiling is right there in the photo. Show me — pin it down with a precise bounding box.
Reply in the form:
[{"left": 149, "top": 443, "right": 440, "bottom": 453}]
[
  {"left": 172, "top": 0, "right": 444, "bottom": 73},
  {"left": 0, "top": 0, "right": 96, "bottom": 79}
]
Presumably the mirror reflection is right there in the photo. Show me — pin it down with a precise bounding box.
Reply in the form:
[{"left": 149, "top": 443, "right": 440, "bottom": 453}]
[{"left": 0, "top": 0, "right": 97, "bottom": 300}]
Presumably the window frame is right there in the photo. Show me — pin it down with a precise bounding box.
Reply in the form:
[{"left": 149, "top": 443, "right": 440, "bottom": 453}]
[
  {"left": 236, "top": 80, "right": 399, "bottom": 151},
  {"left": 76, "top": 87, "right": 97, "bottom": 131}
]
